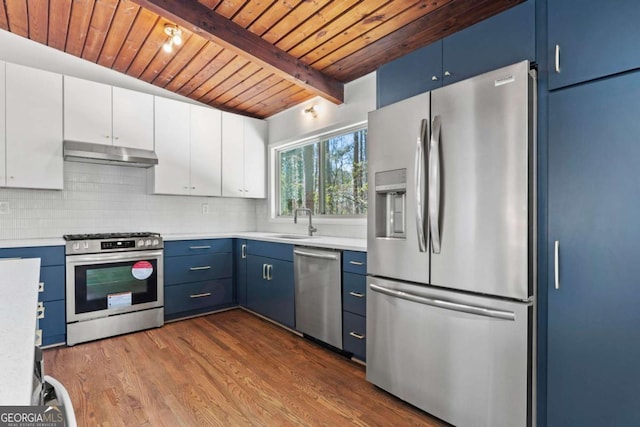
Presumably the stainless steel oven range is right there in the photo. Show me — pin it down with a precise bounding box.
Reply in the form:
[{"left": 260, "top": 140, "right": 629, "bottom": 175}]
[{"left": 64, "top": 232, "right": 164, "bottom": 346}]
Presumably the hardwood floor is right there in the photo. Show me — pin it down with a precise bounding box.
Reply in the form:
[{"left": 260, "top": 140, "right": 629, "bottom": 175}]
[{"left": 45, "top": 309, "right": 447, "bottom": 427}]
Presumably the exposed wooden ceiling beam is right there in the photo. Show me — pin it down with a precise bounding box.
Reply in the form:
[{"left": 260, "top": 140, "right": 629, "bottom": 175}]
[{"left": 129, "top": 0, "right": 344, "bottom": 104}]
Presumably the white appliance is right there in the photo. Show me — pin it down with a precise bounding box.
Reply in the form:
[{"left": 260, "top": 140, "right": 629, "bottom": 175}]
[{"left": 366, "top": 61, "right": 536, "bottom": 427}]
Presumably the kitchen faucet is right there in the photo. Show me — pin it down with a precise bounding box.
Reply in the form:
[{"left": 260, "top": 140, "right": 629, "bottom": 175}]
[{"left": 294, "top": 208, "right": 317, "bottom": 236}]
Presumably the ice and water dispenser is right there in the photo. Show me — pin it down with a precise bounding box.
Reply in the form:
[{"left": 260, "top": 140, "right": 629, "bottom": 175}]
[{"left": 375, "top": 169, "right": 407, "bottom": 239}]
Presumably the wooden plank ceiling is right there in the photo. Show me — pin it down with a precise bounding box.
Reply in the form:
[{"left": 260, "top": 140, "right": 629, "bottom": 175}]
[{"left": 0, "top": 0, "right": 522, "bottom": 118}]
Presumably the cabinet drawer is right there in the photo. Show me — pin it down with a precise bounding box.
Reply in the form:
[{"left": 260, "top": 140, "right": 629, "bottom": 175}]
[
  {"left": 164, "top": 279, "right": 233, "bottom": 315},
  {"left": 165, "top": 253, "right": 232, "bottom": 285},
  {"left": 343, "top": 311, "right": 366, "bottom": 361},
  {"left": 164, "top": 239, "right": 232, "bottom": 257},
  {"left": 41, "top": 299, "right": 66, "bottom": 341},
  {"left": 343, "top": 272, "right": 366, "bottom": 317},
  {"left": 246, "top": 240, "right": 293, "bottom": 262},
  {"left": 0, "top": 245, "right": 64, "bottom": 266},
  {"left": 39, "top": 265, "right": 64, "bottom": 302},
  {"left": 343, "top": 251, "right": 367, "bottom": 275}
]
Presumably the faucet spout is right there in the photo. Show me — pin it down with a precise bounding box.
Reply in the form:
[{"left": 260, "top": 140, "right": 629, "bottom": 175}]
[{"left": 293, "top": 208, "right": 317, "bottom": 236}]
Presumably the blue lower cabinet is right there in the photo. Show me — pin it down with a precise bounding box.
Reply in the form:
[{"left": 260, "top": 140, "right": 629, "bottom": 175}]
[
  {"left": 41, "top": 300, "right": 66, "bottom": 346},
  {"left": 164, "top": 253, "right": 232, "bottom": 285},
  {"left": 246, "top": 255, "right": 294, "bottom": 329},
  {"left": 39, "top": 265, "right": 65, "bottom": 302},
  {"left": 343, "top": 272, "right": 366, "bottom": 317},
  {"left": 165, "top": 279, "right": 233, "bottom": 319},
  {"left": 343, "top": 311, "right": 366, "bottom": 361}
]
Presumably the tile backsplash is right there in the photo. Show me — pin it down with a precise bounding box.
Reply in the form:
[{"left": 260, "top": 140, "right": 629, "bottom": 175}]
[{"left": 0, "top": 162, "right": 257, "bottom": 240}]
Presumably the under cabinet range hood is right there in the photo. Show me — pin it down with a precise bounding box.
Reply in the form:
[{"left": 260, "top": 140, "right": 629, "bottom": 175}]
[{"left": 63, "top": 140, "right": 158, "bottom": 168}]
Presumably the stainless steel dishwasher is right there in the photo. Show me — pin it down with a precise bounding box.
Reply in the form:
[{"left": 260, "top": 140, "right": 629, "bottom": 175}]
[{"left": 294, "top": 247, "right": 342, "bottom": 349}]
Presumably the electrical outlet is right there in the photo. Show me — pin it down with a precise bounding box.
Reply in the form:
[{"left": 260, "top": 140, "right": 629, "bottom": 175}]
[
  {"left": 201, "top": 203, "right": 209, "bottom": 215},
  {"left": 0, "top": 202, "right": 9, "bottom": 214}
]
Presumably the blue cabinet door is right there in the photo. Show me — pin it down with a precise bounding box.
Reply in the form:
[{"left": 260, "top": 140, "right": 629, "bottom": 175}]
[
  {"left": 442, "top": 0, "right": 535, "bottom": 85},
  {"left": 548, "top": 0, "right": 640, "bottom": 90},
  {"left": 377, "top": 41, "right": 443, "bottom": 108},
  {"left": 235, "top": 239, "right": 247, "bottom": 306},
  {"left": 547, "top": 71, "right": 640, "bottom": 426},
  {"left": 246, "top": 255, "right": 294, "bottom": 328}
]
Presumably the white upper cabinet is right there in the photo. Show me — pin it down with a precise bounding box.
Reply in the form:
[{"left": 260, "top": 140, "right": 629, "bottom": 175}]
[
  {"left": 221, "top": 112, "right": 267, "bottom": 199},
  {"left": 152, "top": 96, "right": 190, "bottom": 195},
  {"left": 150, "top": 97, "right": 221, "bottom": 197},
  {"left": 64, "top": 77, "right": 154, "bottom": 151},
  {"left": 5, "top": 63, "right": 63, "bottom": 190},
  {"left": 190, "top": 104, "right": 221, "bottom": 197},
  {"left": 63, "top": 76, "right": 112, "bottom": 144},
  {"left": 0, "top": 62, "right": 5, "bottom": 187},
  {"left": 112, "top": 86, "right": 154, "bottom": 150},
  {"left": 243, "top": 117, "right": 267, "bottom": 198}
]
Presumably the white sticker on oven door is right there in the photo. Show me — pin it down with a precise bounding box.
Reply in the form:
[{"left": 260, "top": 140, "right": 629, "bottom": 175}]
[
  {"left": 131, "top": 260, "right": 153, "bottom": 280},
  {"left": 108, "top": 292, "right": 132, "bottom": 309}
]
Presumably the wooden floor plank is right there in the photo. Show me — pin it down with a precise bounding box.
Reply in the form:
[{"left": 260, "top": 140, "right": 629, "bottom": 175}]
[{"left": 45, "top": 309, "right": 447, "bottom": 427}]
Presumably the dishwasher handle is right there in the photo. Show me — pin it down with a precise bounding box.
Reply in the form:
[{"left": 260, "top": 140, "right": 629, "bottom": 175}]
[{"left": 294, "top": 249, "right": 339, "bottom": 261}]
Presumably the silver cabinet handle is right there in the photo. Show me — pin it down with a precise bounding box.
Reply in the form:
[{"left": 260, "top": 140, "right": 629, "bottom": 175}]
[
  {"left": 369, "top": 283, "right": 516, "bottom": 321},
  {"left": 428, "top": 115, "right": 442, "bottom": 254},
  {"left": 262, "top": 263, "right": 267, "bottom": 280},
  {"left": 190, "top": 292, "right": 211, "bottom": 298},
  {"left": 349, "top": 260, "right": 364, "bottom": 266},
  {"left": 349, "top": 291, "right": 365, "bottom": 298},
  {"left": 189, "top": 245, "right": 211, "bottom": 250},
  {"left": 35, "top": 329, "right": 42, "bottom": 346},
  {"left": 241, "top": 243, "right": 247, "bottom": 259},
  {"left": 444, "top": 70, "right": 451, "bottom": 77},
  {"left": 189, "top": 266, "right": 211, "bottom": 271},
  {"left": 349, "top": 331, "right": 365, "bottom": 340},
  {"left": 554, "top": 44, "right": 561, "bottom": 73},
  {"left": 294, "top": 250, "right": 338, "bottom": 261},
  {"left": 37, "top": 301, "right": 45, "bottom": 319},
  {"left": 38, "top": 282, "right": 44, "bottom": 292},
  {"left": 554, "top": 240, "right": 560, "bottom": 290},
  {"left": 267, "top": 264, "right": 273, "bottom": 281},
  {"left": 415, "top": 119, "right": 428, "bottom": 252}
]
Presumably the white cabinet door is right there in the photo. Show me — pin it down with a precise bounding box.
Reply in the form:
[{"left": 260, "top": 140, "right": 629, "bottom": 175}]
[
  {"left": 152, "top": 96, "right": 190, "bottom": 195},
  {"left": 5, "top": 63, "right": 63, "bottom": 190},
  {"left": 112, "top": 86, "right": 154, "bottom": 150},
  {"left": 190, "top": 105, "right": 221, "bottom": 197},
  {"left": 63, "top": 76, "right": 112, "bottom": 144},
  {"left": 0, "top": 62, "right": 5, "bottom": 187},
  {"left": 243, "top": 117, "right": 267, "bottom": 198},
  {"left": 221, "top": 112, "right": 245, "bottom": 197}
]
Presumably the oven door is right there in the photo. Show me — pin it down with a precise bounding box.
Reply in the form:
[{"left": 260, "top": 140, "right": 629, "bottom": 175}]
[{"left": 66, "top": 250, "right": 163, "bottom": 323}]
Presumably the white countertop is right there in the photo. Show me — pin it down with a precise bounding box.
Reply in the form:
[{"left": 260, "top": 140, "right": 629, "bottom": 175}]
[
  {"left": 163, "top": 231, "right": 367, "bottom": 252},
  {"left": 0, "top": 258, "right": 41, "bottom": 405},
  {"left": 0, "top": 238, "right": 66, "bottom": 249}
]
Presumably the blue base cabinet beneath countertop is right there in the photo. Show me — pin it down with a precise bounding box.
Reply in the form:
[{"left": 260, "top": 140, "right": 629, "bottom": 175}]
[
  {"left": 0, "top": 245, "right": 66, "bottom": 346},
  {"left": 342, "top": 251, "right": 367, "bottom": 362},
  {"left": 245, "top": 240, "right": 295, "bottom": 329},
  {"left": 164, "top": 239, "right": 235, "bottom": 321}
]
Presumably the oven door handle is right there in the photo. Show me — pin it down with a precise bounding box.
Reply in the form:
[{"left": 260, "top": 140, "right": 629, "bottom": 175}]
[{"left": 65, "top": 250, "right": 164, "bottom": 264}]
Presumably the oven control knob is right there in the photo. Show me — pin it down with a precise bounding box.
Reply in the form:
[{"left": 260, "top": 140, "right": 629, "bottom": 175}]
[
  {"left": 145, "top": 239, "right": 152, "bottom": 246},
  {"left": 152, "top": 239, "right": 159, "bottom": 246},
  {"left": 138, "top": 239, "right": 145, "bottom": 247},
  {"left": 73, "top": 242, "right": 80, "bottom": 251}
]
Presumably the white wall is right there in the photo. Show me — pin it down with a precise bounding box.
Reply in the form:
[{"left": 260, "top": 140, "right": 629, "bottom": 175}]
[
  {"left": 258, "top": 73, "right": 376, "bottom": 239},
  {"left": 0, "top": 29, "right": 202, "bottom": 105}
]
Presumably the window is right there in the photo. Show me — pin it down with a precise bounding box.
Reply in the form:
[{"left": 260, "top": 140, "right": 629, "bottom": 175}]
[{"left": 277, "top": 126, "right": 367, "bottom": 217}]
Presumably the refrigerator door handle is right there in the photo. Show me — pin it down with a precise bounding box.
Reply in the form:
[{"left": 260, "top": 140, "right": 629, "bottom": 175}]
[
  {"left": 415, "top": 119, "right": 429, "bottom": 252},
  {"left": 428, "top": 115, "right": 442, "bottom": 254},
  {"left": 369, "top": 283, "right": 516, "bottom": 321},
  {"left": 554, "top": 240, "right": 560, "bottom": 289}
]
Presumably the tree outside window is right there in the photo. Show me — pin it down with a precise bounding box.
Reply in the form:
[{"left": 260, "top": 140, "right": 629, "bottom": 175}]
[{"left": 278, "top": 127, "right": 367, "bottom": 217}]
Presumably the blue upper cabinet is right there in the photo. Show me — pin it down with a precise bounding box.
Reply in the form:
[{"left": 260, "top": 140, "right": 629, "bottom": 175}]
[
  {"left": 377, "top": 41, "right": 443, "bottom": 108},
  {"left": 548, "top": 0, "right": 640, "bottom": 90},
  {"left": 378, "top": 1, "right": 535, "bottom": 107},
  {"left": 442, "top": 0, "right": 535, "bottom": 85}
]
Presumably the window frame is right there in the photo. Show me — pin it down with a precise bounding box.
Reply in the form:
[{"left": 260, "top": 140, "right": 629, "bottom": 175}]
[{"left": 272, "top": 123, "right": 368, "bottom": 220}]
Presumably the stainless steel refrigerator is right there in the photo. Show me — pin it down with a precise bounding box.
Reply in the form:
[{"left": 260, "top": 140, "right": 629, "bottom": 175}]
[{"left": 366, "top": 61, "right": 536, "bottom": 427}]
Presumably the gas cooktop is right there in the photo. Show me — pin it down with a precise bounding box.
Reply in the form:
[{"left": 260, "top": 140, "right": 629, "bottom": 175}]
[{"left": 63, "top": 232, "right": 160, "bottom": 241}]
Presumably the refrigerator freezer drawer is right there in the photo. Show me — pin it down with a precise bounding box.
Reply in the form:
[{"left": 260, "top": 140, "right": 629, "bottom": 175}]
[{"left": 366, "top": 276, "right": 532, "bottom": 427}]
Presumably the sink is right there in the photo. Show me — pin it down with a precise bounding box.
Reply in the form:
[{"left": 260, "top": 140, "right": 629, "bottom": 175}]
[{"left": 273, "top": 234, "right": 314, "bottom": 240}]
